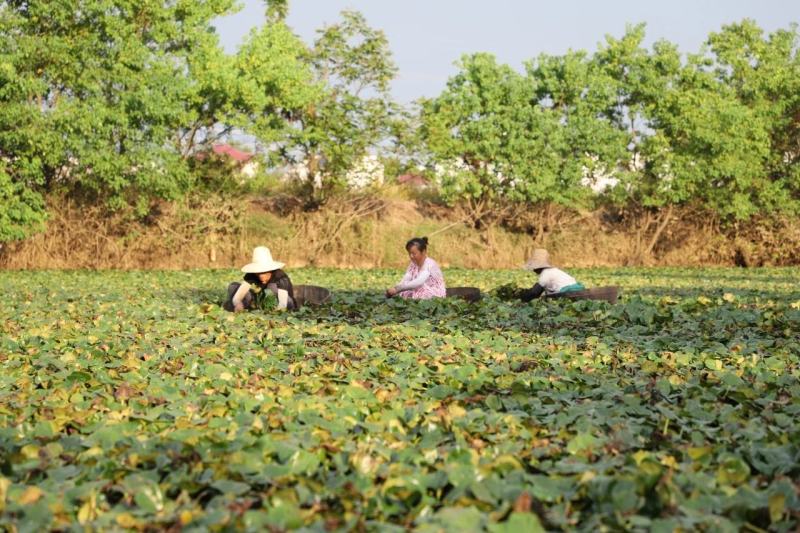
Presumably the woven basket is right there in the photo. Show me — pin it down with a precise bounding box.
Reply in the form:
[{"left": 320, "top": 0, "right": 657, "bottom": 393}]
[
  {"left": 445, "top": 287, "right": 482, "bottom": 303},
  {"left": 293, "top": 285, "right": 332, "bottom": 308},
  {"left": 546, "top": 285, "right": 620, "bottom": 304}
]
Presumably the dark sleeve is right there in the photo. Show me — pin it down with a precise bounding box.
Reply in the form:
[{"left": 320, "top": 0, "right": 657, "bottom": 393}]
[
  {"left": 520, "top": 283, "right": 544, "bottom": 302},
  {"left": 273, "top": 271, "right": 294, "bottom": 300}
]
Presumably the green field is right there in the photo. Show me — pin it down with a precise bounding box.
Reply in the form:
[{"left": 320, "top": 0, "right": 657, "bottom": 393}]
[{"left": 1, "top": 268, "right": 799, "bottom": 532}]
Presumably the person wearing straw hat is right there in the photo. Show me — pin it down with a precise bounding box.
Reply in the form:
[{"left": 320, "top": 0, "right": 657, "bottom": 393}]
[
  {"left": 520, "top": 248, "right": 584, "bottom": 302},
  {"left": 224, "top": 246, "right": 295, "bottom": 311}
]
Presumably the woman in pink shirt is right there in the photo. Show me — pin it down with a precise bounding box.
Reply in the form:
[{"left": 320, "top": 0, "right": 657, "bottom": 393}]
[{"left": 386, "top": 237, "right": 446, "bottom": 300}]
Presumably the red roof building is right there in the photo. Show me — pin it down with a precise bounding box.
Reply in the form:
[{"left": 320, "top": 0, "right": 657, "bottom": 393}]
[
  {"left": 397, "top": 173, "right": 429, "bottom": 188},
  {"left": 210, "top": 144, "right": 255, "bottom": 163}
]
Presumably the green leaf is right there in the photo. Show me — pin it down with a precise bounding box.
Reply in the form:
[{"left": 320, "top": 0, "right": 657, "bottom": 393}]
[
  {"left": 716, "top": 454, "right": 751, "bottom": 485},
  {"left": 211, "top": 479, "right": 251, "bottom": 496},
  {"left": 134, "top": 483, "right": 164, "bottom": 514},
  {"left": 428, "top": 506, "right": 485, "bottom": 533},
  {"left": 264, "top": 500, "right": 303, "bottom": 530},
  {"left": 768, "top": 492, "right": 785, "bottom": 523},
  {"left": 567, "top": 432, "right": 602, "bottom": 456},
  {"left": 287, "top": 449, "right": 320, "bottom": 475},
  {"left": 488, "top": 512, "right": 545, "bottom": 533}
]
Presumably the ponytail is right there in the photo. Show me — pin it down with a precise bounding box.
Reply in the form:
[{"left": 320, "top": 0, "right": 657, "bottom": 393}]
[{"left": 405, "top": 236, "right": 428, "bottom": 252}]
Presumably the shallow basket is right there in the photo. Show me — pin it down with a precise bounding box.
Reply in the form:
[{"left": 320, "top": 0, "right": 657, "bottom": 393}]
[
  {"left": 545, "top": 285, "right": 620, "bottom": 304},
  {"left": 445, "top": 287, "right": 482, "bottom": 303},
  {"left": 293, "top": 285, "right": 332, "bottom": 308}
]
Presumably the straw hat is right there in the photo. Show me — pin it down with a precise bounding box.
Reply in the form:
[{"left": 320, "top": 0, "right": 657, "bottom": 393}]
[
  {"left": 524, "top": 248, "right": 552, "bottom": 270},
  {"left": 241, "top": 246, "right": 285, "bottom": 273}
]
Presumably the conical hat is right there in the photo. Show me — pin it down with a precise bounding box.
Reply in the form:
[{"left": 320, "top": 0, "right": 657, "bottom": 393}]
[
  {"left": 241, "top": 246, "right": 285, "bottom": 273},
  {"left": 523, "top": 248, "right": 552, "bottom": 270}
]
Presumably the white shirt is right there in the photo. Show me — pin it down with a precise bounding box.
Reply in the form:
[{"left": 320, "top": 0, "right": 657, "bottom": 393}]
[{"left": 538, "top": 268, "right": 578, "bottom": 295}]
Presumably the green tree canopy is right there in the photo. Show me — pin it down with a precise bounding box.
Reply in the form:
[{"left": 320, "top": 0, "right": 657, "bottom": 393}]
[
  {"left": 421, "top": 54, "right": 561, "bottom": 217},
  {"left": 419, "top": 20, "right": 800, "bottom": 226},
  {"left": 597, "top": 21, "right": 798, "bottom": 219},
  {"left": 0, "top": 0, "right": 239, "bottom": 228},
  {"left": 278, "top": 10, "right": 399, "bottom": 202},
  {"left": 0, "top": 0, "right": 323, "bottom": 241}
]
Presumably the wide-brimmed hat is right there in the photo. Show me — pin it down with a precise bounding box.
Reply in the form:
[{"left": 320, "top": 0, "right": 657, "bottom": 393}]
[
  {"left": 241, "top": 246, "right": 285, "bottom": 273},
  {"left": 524, "top": 248, "right": 552, "bottom": 270}
]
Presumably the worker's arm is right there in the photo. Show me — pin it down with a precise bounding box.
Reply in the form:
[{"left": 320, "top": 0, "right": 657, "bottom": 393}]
[
  {"left": 520, "top": 283, "right": 544, "bottom": 302},
  {"left": 231, "top": 281, "right": 251, "bottom": 311},
  {"left": 395, "top": 268, "right": 431, "bottom": 292},
  {"left": 387, "top": 265, "right": 421, "bottom": 297}
]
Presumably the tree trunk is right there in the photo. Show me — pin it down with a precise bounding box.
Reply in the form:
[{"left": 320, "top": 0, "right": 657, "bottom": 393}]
[
  {"left": 630, "top": 209, "right": 654, "bottom": 265},
  {"left": 644, "top": 205, "right": 674, "bottom": 257}
]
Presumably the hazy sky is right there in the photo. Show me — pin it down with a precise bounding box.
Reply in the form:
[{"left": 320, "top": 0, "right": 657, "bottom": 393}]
[{"left": 213, "top": 0, "right": 800, "bottom": 103}]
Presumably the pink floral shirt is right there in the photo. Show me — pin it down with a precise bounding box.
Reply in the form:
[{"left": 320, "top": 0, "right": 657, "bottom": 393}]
[{"left": 396, "top": 257, "right": 446, "bottom": 299}]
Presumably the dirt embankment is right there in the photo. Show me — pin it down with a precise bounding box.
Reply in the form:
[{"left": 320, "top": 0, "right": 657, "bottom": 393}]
[{"left": 2, "top": 194, "right": 798, "bottom": 270}]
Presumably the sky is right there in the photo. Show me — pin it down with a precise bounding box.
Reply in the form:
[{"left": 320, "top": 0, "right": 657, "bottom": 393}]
[{"left": 213, "top": 0, "right": 800, "bottom": 103}]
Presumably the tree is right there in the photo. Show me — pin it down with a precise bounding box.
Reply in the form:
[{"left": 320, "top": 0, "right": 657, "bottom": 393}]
[
  {"left": 586, "top": 23, "right": 796, "bottom": 259},
  {"left": 639, "top": 80, "right": 772, "bottom": 219},
  {"left": 181, "top": 20, "right": 319, "bottom": 158},
  {"left": 705, "top": 20, "right": 800, "bottom": 215},
  {"left": 594, "top": 22, "right": 798, "bottom": 222},
  {"left": 527, "top": 48, "right": 632, "bottom": 198},
  {"left": 0, "top": 0, "right": 323, "bottom": 241},
  {"left": 420, "top": 53, "right": 590, "bottom": 227},
  {"left": 277, "top": 10, "right": 399, "bottom": 203},
  {"left": 0, "top": 0, "right": 238, "bottom": 236},
  {"left": 265, "top": 0, "right": 289, "bottom": 23},
  {"left": 418, "top": 21, "right": 798, "bottom": 253},
  {"left": 0, "top": 166, "right": 46, "bottom": 243}
]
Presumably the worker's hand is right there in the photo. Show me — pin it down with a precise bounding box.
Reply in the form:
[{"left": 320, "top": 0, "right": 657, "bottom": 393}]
[
  {"left": 385, "top": 287, "right": 398, "bottom": 297},
  {"left": 233, "top": 302, "right": 245, "bottom": 312}
]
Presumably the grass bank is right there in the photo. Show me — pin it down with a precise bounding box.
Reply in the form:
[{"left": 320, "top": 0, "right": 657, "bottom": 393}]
[{"left": 1, "top": 193, "right": 798, "bottom": 270}]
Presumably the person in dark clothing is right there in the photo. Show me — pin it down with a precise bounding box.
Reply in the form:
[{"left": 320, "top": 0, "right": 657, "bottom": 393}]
[{"left": 224, "top": 246, "right": 295, "bottom": 311}]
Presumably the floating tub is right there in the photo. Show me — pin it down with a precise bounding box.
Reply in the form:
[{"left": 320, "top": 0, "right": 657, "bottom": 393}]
[
  {"left": 545, "top": 286, "right": 620, "bottom": 304},
  {"left": 445, "top": 287, "right": 482, "bottom": 303}
]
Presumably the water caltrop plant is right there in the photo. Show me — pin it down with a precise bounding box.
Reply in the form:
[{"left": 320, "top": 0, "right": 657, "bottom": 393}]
[{"left": 0, "top": 267, "right": 798, "bottom": 531}]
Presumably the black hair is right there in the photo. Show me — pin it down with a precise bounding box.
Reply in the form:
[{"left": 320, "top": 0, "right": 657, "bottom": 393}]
[
  {"left": 243, "top": 272, "right": 265, "bottom": 287},
  {"left": 244, "top": 269, "right": 286, "bottom": 287},
  {"left": 405, "top": 236, "right": 429, "bottom": 252}
]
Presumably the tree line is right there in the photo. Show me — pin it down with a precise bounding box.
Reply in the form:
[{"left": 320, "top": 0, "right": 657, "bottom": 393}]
[{"left": 1, "top": 0, "right": 798, "bottom": 246}]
